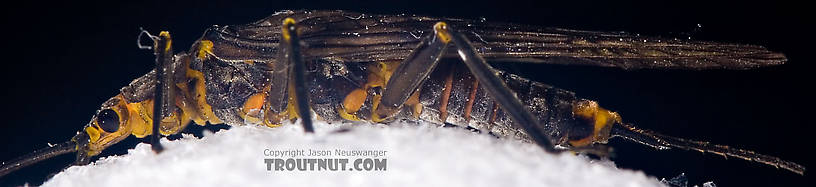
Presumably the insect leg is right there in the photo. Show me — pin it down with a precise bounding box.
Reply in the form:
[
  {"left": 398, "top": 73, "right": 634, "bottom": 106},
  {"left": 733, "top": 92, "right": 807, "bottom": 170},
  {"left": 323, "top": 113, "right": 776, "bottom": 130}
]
[
  {"left": 148, "top": 31, "right": 175, "bottom": 153},
  {"left": 280, "top": 18, "right": 314, "bottom": 133},
  {"left": 374, "top": 23, "right": 451, "bottom": 120},
  {"left": 374, "top": 22, "right": 556, "bottom": 152},
  {"left": 444, "top": 25, "right": 556, "bottom": 152}
]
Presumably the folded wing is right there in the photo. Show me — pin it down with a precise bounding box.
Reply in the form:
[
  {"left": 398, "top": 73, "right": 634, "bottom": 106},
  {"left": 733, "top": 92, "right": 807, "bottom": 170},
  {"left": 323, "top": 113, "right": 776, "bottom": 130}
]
[{"left": 220, "top": 10, "right": 785, "bottom": 70}]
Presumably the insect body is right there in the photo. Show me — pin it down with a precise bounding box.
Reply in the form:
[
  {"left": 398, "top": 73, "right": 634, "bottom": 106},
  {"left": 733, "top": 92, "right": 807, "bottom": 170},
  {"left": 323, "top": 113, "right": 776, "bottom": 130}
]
[{"left": 0, "top": 10, "right": 804, "bottom": 178}]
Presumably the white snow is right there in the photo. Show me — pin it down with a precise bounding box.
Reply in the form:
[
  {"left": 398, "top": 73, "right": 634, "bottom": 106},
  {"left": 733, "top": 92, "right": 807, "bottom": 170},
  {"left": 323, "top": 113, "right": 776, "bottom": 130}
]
[{"left": 43, "top": 120, "right": 664, "bottom": 187}]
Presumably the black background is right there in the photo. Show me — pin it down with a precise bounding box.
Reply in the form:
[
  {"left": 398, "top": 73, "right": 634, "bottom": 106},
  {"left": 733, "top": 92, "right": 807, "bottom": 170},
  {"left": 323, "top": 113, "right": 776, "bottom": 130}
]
[{"left": 0, "top": 0, "right": 811, "bottom": 186}]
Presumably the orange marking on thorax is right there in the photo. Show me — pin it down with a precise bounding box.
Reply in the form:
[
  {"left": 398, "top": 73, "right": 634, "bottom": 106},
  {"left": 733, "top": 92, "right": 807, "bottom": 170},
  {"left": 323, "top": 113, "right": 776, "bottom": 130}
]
[
  {"left": 241, "top": 92, "right": 266, "bottom": 125},
  {"left": 343, "top": 89, "right": 368, "bottom": 113},
  {"left": 243, "top": 93, "right": 265, "bottom": 112},
  {"left": 339, "top": 61, "right": 403, "bottom": 121}
]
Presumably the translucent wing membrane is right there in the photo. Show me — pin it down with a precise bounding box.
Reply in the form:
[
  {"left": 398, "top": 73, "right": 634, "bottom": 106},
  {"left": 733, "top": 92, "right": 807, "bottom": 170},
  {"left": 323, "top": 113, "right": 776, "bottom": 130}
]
[{"left": 218, "top": 10, "right": 785, "bottom": 70}]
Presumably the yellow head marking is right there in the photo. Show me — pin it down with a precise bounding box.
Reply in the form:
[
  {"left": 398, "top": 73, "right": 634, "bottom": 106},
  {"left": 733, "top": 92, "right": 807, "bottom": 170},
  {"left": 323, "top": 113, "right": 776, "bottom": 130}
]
[
  {"left": 126, "top": 99, "right": 154, "bottom": 138},
  {"left": 85, "top": 126, "right": 101, "bottom": 142},
  {"left": 433, "top": 22, "right": 452, "bottom": 44},
  {"left": 80, "top": 95, "right": 142, "bottom": 155}
]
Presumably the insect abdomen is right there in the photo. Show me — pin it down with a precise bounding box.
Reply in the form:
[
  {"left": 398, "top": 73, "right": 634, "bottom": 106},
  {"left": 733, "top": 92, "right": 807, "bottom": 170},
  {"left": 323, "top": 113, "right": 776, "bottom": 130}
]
[{"left": 409, "top": 61, "right": 580, "bottom": 143}]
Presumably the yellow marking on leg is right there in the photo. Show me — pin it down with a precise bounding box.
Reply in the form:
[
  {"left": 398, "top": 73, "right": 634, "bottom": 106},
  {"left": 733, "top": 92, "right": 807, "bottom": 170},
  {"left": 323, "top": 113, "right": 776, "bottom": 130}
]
[
  {"left": 282, "top": 18, "right": 297, "bottom": 41},
  {"left": 337, "top": 107, "right": 361, "bottom": 121},
  {"left": 368, "top": 61, "right": 400, "bottom": 121},
  {"left": 371, "top": 94, "right": 385, "bottom": 122},
  {"left": 153, "top": 92, "right": 189, "bottom": 136},
  {"left": 263, "top": 109, "right": 287, "bottom": 128},
  {"left": 176, "top": 97, "right": 195, "bottom": 127},
  {"left": 259, "top": 85, "right": 291, "bottom": 127},
  {"left": 264, "top": 78, "right": 306, "bottom": 127},
  {"left": 433, "top": 22, "right": 452, "bottom": 44},
  {"left": 404, "top": 89, "right": 423, "bottom": 119},
  {"left": 286, "top": 78, "right": 300, "bottom": 121},
  {"left": 158, "top": 31, "right": 172, "bottom": 52},
  {"left": 176, "top": 80, "right": 206, "bottom": 125},
  {"left": 158, "top": 113, "right": 179, "bottom": 135},
  {"left": 260, "top": 84, "right": 288, "bottom": 127}
]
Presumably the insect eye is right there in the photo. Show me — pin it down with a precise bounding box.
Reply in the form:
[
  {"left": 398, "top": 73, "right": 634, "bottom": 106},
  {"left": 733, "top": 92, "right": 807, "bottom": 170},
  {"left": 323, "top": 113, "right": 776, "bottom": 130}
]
[{"left": 96, "top": 109, "right": 120, "bottom": 133}]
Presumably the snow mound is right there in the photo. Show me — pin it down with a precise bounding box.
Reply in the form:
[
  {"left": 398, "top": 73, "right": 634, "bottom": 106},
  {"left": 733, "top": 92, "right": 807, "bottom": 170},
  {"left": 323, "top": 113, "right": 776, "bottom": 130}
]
[{"left": 44, "top": 121, "right": 664, "bottom": 187}]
